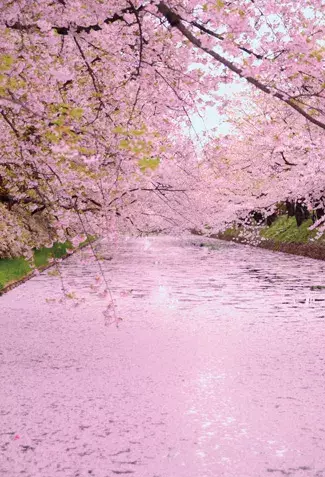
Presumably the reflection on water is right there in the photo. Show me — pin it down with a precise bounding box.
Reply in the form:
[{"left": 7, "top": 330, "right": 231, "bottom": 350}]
[{"left": 1, "top": 236, "right": 325, "bottom": 477}]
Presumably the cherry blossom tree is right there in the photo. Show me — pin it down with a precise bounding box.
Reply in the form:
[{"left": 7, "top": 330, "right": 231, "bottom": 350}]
[
  {"left": 201, "top": 87, "right": 325, "bottom": 231},
  {"left": 0, "top": 0, "right": 324, "bottom": 255}
]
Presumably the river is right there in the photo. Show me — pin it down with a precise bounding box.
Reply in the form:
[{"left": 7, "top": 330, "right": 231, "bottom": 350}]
[{"left": 1, "top": 236, "right": 325, "bottom": 477}]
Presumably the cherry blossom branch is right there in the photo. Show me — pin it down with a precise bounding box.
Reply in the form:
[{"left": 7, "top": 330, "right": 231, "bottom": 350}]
[
  {"left": 158, "top": 2, "right": 325, "bottom": 132},
  {"left": 128, "top": 1, "right": 145, "bottom": 77},
  {"left": 6, "top": 5, "right": 146, "bottom": 35},
  {"left": 0, "top": 95, "right": 43, "bottom": 118},
  {"left": 186, "top": 19, "right": 265, "bottom": 60}
]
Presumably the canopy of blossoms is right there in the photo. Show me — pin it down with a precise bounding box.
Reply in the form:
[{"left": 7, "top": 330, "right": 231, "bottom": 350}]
[{"left": 0, "top": 1, "right": 324, "bottom": 255}]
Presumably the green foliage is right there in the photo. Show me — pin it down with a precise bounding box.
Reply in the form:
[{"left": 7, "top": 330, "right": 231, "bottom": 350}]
[
  {"left": 70, "top": 108, "right": 84, "bottom": 119},
  {"left": 0, "top": 54, "right": 14, "bottom": 72},
  {"left": 260, "top": 215, "right": 317, "bottom": 243},
  {"left": 138, "top": 157, "right": 160, "bottom": 172},
  {"left": 113, "top": 126, "right": 146, "bottom": 136},
  {"left": 118, "top": 139, "right": 130, "bottom": 150}
]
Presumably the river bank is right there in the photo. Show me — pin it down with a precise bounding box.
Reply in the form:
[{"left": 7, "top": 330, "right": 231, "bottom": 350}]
[
  {"left": 215, "top": 232, "right": 325, "bottom": 261},
  {"left": 3, "top": 214, "right": 325, "bottom": 296},
  {"left": 195, "top": 215, "right": 325, "bottom": 262},
  {"left": 0, "top": 237, "right": 96, "bottom": 295}
]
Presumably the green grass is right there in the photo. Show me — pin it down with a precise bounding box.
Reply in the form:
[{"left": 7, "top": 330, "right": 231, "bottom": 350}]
[
  {"left": 260, "top": 215, "right": 317, "bottom": 243},
  {"left": 0, "top": 257, "right": 32, "bottom": 291},
  {"left": 33, "top": 241, "right": 73, "bottom": 268},
  {"left": 217, "top": 215, "right": 324, "bottom": 246},
  {"left": 219, "top": 224, "right": 241, "bottom": 239},
  {"left": 0, "top": 235, "right": 96, "bottom": 291}
]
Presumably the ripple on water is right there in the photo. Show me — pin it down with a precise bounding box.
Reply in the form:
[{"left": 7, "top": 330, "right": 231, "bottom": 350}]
[{"left": 1, "top": 235, "right": 325, "bottom": 477}]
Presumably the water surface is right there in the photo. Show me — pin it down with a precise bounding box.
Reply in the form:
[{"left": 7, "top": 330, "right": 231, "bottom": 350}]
[{"left": 1, "top": 236, "right": 325, "bottom": 476}]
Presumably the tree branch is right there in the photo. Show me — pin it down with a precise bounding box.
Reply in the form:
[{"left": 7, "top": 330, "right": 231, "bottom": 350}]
[
  {"left": 158, "top": 2, "right": 325, "bottom": 132},
  {"left": 5, "top": 5, "right": 146, "bottom": 35}
]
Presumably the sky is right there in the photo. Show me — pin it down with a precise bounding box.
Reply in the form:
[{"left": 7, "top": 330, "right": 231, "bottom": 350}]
[{"left": 187, "top": 82, "right": 249, "bottom": 146}]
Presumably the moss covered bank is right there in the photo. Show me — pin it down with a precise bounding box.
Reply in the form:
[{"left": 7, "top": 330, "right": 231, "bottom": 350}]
[
  {"left": 203, "top": 216, "right": 325, "bottom": 262},
  {"left": 0, "top": 237, "right": 95, "bottom": 295}
]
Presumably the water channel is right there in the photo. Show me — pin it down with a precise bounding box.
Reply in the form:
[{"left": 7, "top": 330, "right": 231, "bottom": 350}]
[{"left": 1, "top": 236, "right": 325, "bottom": 477}]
